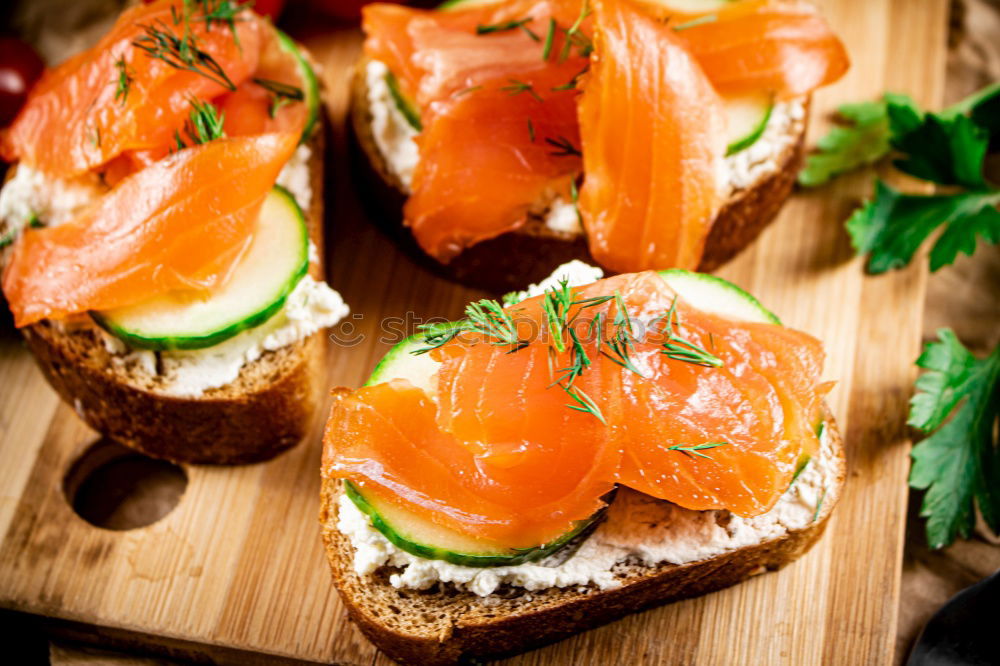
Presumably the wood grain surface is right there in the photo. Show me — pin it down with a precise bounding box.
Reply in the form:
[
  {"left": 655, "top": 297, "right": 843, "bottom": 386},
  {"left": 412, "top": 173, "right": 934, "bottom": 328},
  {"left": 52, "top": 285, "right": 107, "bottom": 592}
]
[{"left": 0, "top": 1, "right": 949, "bottom": 663}]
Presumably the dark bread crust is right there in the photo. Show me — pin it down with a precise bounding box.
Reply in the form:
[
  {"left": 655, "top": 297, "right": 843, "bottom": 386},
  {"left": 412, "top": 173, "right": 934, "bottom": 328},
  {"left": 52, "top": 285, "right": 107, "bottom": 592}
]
[
  {"left": 349, "top": 60, "right": 807, "bottom": 293},
  {"left": 321, "top": 408, "right": 845, "bottom": 665},
  {"left": 15, "top": 128, "right": 328, "bottom": 465}
]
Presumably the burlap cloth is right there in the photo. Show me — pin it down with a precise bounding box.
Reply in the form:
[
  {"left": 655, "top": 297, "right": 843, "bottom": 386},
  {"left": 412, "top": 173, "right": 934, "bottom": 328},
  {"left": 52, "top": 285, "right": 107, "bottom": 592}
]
[{"left": 895, "top": 1, "right": 1000, "bottom": 662}]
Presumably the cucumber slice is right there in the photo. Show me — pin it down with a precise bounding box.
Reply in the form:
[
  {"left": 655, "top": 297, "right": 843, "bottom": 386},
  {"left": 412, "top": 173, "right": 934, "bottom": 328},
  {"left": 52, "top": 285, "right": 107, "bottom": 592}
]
[
  {"left": 94, "top": 186, "right": 309, "bottom": 351},
  {"left": 346, "top": 481, "right": 603, "bottom": 567},
  {"left": 273, "top": 29, "right": 321, "bottom": 144},
  {"left": 658, "top": 269, "right": 781, "bottom": 325},
  {"left": 724, "top": 91, "right": 774, "bottom": 155},
  {"left": 385, "top": 71, "right": 422, "bottom": 132}
]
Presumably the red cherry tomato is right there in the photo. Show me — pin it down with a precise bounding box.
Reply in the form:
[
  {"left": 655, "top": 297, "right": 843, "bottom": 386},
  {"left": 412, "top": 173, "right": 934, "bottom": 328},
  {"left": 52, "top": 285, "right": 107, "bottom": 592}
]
[
  {"left": 0, "top": 37, "right": 44, "bottom": 128},
  {"left": 251, "top": 0, "right": 287, "bottom": 20}
]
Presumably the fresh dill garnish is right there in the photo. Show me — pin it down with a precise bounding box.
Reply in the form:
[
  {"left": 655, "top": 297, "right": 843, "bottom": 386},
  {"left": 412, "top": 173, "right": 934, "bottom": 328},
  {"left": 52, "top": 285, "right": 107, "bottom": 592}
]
[
  {"left": 559, "top": 0, "right": 593, "bottom": 62},
  {"left": 90, "top": 125, "right": 102, "bottom": 148},
  {"left": 413, "top": 300, "right": 528, "bottom": 355},
  {"left": 174, "top": 98, "right": 226, "bottom": 149},
  {"left": 545, "top": 136, "right": 582, "bottom": 157},
  {"left": 114, "top": 58, "right": 135, "bottom": 104},
  {"left": 194, "top": 0, "right": 246, "bottom": 44},
  {"left": 527, "top": 118, "right": 536, "bottom": 143},
  {"left": 453, "top": 85, "right": 483, "bottom": 98},
  {"left": 254, "top": 77, "right": 305, "bottom": 118},
  {"left": 672, "top": 14, "right": 717, "bottom": 31},
  {"left": 597, "top": 290, "right": 645, "bottom": 376},
  {"left": 551, "top": 64, "right": 589, "bottom": 92},
  {"left": 562, "top": 383, "right": 605, "bottom": 424},
  {"left": 475, "top": 17, "right": 539, "bottom": 41},
  {"left": 501, "top": 79, "right": 543, "bottom": 102},
  {"left": 541, "top": 17, "right": 556, "bottom": 60},
  {"left": 659, "top": 296, "right": 724, "bottom": 367},
  {"left": 667, "top": 441, "right": 730, "bottom": 460},
  {"left": 133, "top": 18, "right": 236, "bottom": 90}
]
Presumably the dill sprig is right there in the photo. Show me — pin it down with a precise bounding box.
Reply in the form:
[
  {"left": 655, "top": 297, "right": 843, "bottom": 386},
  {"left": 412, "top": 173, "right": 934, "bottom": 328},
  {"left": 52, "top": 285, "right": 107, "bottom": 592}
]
[
  {"left": 667, "top": 441, "right": 730, "bottom": 460},
  {"left": 659, "top": 296, "right": 724, "bottom": 367},
  {"left": 545, "top": 136, "right": 582, "bottom": 157},
  {"left": 174, "top": 98, "right": 226, "bottom": 149},
  {"left": 501, "top": 79, "right": 543, "bottom": 102},
  {"left": 672, "top": 14, "right": 717, "bottom": 32},
  {"left": 559, "top": 0, "right": 593, "bottom": 62},
  {"left": 453, "top": 85, "right": 483, "bottom": 98},
  {"left": 413, "top": 299, "right": 528, "bottom": 355},
  {"left": 527, "top": 118, "right": 536, "bottom": 142},
  {"left": 596, "top": 291, "right": 645, "bottom": 376},
  {"left": 114, "top": 58, "right": 135, "bottom": 104},
  {"left": 551, "top": 63, "right": 589, "bottom": 92},
  {"left": 541, "top": 17, "right": 556, "bottom": 61},
  {"left": 194, "top": 0, "right": 246, "bottom": 43},
  {"left": 476, "top": 17, "right": 539, "bottom": 41},
  {"left": 132, "top": 18, "right": 236, "bottom": 90},
  {"left": 254, "top": 77, "right": 305, "bottom": 118}
]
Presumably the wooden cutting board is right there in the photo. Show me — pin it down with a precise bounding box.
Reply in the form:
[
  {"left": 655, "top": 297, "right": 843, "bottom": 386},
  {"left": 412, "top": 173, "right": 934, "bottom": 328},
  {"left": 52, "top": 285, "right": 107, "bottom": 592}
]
[{"left": 0, "top": 1, "right": 948, "bottom": 663}]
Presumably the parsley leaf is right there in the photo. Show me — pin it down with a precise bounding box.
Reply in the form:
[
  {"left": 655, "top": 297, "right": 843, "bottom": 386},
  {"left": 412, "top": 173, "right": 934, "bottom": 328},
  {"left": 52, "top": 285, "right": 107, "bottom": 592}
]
[
  {"left": 888, "top": 103, "right": 989, "bottom": 188},
  {"left": 847, "top": 182, "right": 1000, "bottom": 273},
  {"left": 797, "top": 100, "right": 890, "bottom": 187},
  {"left": 908, "top": 330, "right": 1000, "bottom": 549}
]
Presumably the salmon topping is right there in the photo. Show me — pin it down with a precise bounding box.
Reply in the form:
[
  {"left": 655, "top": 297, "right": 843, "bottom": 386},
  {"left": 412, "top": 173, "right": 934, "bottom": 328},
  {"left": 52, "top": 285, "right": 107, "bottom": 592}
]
[
  {"left": 324, "top": 272, "right": 829, "bottom": 548},
  {"left": 3, "top": 133, "right": 298, "bottom": 327},
  {"left": 1, "top": 0, "right": 263, "bottom": 177},
  {"left": 361, "top": 0, "right": 848, "bottom": 271}
]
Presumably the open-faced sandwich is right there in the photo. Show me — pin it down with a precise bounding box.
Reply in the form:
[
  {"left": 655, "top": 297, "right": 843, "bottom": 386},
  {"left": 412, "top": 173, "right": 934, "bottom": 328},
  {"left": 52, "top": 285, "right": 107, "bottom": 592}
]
[
  {"left": 351, "top": 0, "right": 849, "bottom": 292},
  {"left": 0, "top": 0, "right": 348, "bottom": 464},
  {"left": 320, "top": 260, "right": 844, "bottom": 664}
]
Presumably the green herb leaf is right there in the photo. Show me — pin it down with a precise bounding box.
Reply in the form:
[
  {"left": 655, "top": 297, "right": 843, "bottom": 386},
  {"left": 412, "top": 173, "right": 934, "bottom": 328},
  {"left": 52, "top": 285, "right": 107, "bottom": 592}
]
[
  {"left": 908, "top": 330, "right": 1000, "bottom": 549},
  {"left": 132, "top": 18, "right": 236, "bottom": 90},
  {"left": 847, "top": 181, "right": 1000, "bottom": 274},
  {"left": 889, "top": 107, "right": 989, "bottom": 189},
  {"left": 797, "top": 100, "right": 890, "bottom": 187},
  {"left": 667, "top": 441, "right": 729, "bottom": 460}
]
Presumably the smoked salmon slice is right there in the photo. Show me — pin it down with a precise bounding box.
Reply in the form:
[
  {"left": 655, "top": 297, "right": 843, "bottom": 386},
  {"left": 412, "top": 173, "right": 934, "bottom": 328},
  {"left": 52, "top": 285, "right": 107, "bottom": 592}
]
[
  {"left": 669, "top": 0, "right": 850, "bottom": 98},
  {"left": 577, "top": 0, "right": 726, "bottom": 273},
  {"left": 406, "top": 62, "right": 584, "bottom": 261},
  {"left": 364, "top": 0, "right": 591, "bottom": 260},
  {"left": 363, "top": 0, "right": 589, "bottom": 107},
  {"left": 1, "top": 0, "right": 261, "bottom": 177},
  {"left": 2, "top": 132, "right": 298, "bottom": 327},
  {"left": 323, "top": 272, "right": 828, "bottom": 547},
  {"left": 361, "top": 0, "right": 848, "bottom": 272}
]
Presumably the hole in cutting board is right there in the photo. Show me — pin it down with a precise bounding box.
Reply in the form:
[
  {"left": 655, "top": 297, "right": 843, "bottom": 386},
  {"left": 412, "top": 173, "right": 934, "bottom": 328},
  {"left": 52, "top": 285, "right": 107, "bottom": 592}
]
[{"left": 63, "top": 439, "right": 187, "bottom": 530}]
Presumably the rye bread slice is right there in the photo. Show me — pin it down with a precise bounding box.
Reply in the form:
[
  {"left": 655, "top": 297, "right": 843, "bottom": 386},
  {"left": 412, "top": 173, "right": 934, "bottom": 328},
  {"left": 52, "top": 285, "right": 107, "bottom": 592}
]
[
  {"left": 320, "top": 407, "right": 846, "bottom": 666},
  {"left": 348, "top": 58, "right": 808, "bottom": 293},
  {"left": 9, "top": 128, "right": 328, "bottom": 465}
]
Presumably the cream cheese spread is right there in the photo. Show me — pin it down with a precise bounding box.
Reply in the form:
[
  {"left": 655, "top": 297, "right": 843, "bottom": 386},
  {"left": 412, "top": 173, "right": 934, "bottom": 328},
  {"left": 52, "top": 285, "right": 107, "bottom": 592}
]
[
  {"left": 339, "top": 423, "right": 833, "bottom": 598},
  {"left": 365, "top": 60, "right": 420, "bottom": 191},
  {"left": 277, "top": 143, "right": 313, "bottom": 211},
  {"left": 0, "top": 165, "right": 104, "bottom": 230},
  {"left": 365, "top": 58, "right": 807, "bottom": 236},
  {"left": 105, "top": 274, "right": 348, "bottom": 397}
]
